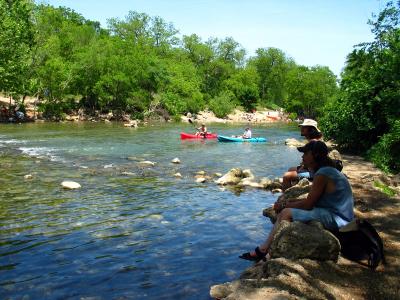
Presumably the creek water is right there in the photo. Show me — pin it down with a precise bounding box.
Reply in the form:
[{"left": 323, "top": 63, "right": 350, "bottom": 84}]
[{"left": 0, "top": 122, "right": 302, "bottom": 299}]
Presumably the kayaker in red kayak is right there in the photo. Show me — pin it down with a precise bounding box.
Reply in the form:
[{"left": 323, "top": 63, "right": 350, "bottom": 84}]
[{"left": 195, "top": 123, "right": 208, "bottom": 138}]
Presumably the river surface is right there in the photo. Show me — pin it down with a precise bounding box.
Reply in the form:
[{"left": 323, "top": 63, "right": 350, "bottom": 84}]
[{"left": 0, "top": 122, "right": 302, "bottom": 300}]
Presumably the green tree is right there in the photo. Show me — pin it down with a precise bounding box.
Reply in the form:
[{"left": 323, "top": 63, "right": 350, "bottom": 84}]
[
  {"left": 32, "top": 5, "right": 101, "bottom": 117},
  {"left": 320, "top": 1, "right": 400, "bottom": 172},
  {"left": 285, "top": 65, "right": 337, "bottom": 118},
  {"left": 0, "top": 0, "right": 35, "bottom": 98},
  {"left": 223, "top": 65, "right": 259, "bottom": 112},
  {"left": 250, "top": 47, "right": 293, "bottom": 106}
]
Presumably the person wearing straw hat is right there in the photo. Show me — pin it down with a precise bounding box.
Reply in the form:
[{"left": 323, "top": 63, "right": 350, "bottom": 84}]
[{"left": 282, "top": 119, "right": 323, "bottom": 190}]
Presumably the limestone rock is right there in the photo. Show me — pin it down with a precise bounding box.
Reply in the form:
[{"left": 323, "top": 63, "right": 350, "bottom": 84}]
[
  {"left": 262, "top": 207, "right": 276, "bottom": 222},
  {"left": 171, "top": 157, "right": 181, "bottom": 164},
  {"left": 174, "top": 172, "right": 182, "bottom": 178},
  {"left": 121, "top": 172, "right": 136, "bottom": 176},
  {"left": 242, "top": 169, "right": 255, "bottom": 180},
  {"left": 259, "top": 177, "right": 272, "bottom": 187},
  {"left": 285, "top": 138, "right": 305, "bottom": 147},
  {"left": 215, "top": 168, "right": 244, "bottom": 185},
  {"left": 127, "top": 156, "right": 140, "bottom": 161},
  {"left": 238, "top": 178, "right": 263, "bottom": 188},
  {"left": 270, "top": 220, "right": 340, "bottom": 261},
  {"left": 210, "top": 277, "right": 298, "bottom": 300},
  {"left": 24, "top": 174, "right": 33, "bottom": 179},
  {"left": 138, "top": 161, "right": 156, "bottom": 167},
  {"left": 261, "top": 178, "right": 283, "bottom": 190},
  {"left": 196, "top": 177, "right": 206, "bottom": 183},
  {"left": 123, "top": 120, "right": 138, "bottom": 127},
  {"left": 61, "top": 181, "right": 81, "bottom": 189},
  {"left": 277, "top": 179, "right": 310, "bottom": 203}
]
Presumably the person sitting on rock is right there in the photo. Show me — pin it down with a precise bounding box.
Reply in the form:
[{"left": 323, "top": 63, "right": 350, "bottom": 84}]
[
  {"left": 282, "top": 119, "right": 323, "bottom": 190},
  {"left": 239, "top": 140, "right": 354, "bottom": 262},
  {"left": 196, "top": 123, "right": 208, "bottom": 137},
  {"left": 242, "top": 127, "right": 252, "bottom": 139}
]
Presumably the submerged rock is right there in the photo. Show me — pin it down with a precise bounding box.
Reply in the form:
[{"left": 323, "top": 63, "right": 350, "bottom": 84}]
[
  {"left": 138, "top": 161, "right": 156, "bottom": 167},
  {"left": 61, "top": 181, "right": 81, "bottom": 189}
]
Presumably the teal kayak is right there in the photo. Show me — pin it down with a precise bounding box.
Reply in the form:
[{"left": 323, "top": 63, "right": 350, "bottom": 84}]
[{"left": 217, "top": 135, "right": 267, "bottom": 143}]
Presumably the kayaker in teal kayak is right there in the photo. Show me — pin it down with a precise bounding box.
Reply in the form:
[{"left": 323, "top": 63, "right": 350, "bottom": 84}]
[
  {"left": 232, "top": 127, "right": 252, "bottom": 139},
  {"left": 242, "top": 127, "right": 252, "bottom": 139}
]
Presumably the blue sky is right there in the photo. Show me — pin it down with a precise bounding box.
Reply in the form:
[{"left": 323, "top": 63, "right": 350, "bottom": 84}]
[{"left": 38, "top": 0, "right": 388, "bottom": 77}]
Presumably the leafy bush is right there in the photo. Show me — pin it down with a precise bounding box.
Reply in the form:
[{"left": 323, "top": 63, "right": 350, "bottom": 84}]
[
  {"left": 38, "top": 102, "right": 67, "bottom": 120},
  {"left": 160, "top": 92, "right": 185, "bottom": 116},
  {"left": 185, "top": 91, "right": 205, "bottom": 114},
  {"left": 208, "top": 91, "right": 235, "bottom": 118},
  {"left": 373, "top": 181, "right": 397, "bottom": 197},
  {"left": 288, "top": 112, "right": 297, "bottom": 120},
  {"left": 131, "top": 111, "right": 144, "bottom": 120},
  {"left": 367, "top": 120, "right": 400, "bottom": 173}
]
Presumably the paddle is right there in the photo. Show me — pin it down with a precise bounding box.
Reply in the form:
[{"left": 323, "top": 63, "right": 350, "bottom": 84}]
[
  {"left": 188, "top": 118, "right": 196, "bottom": 128},
  {"left": 189, "top": 118, "right": 207, "bottom": 138}
]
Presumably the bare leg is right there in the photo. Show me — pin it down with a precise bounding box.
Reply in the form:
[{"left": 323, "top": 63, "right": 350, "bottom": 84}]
[
  {"left": 282, "top": 171, "right": 298, "bottom": 190},
  {"left": 250, "top": 208, "right": 293, "bottom": 256}
]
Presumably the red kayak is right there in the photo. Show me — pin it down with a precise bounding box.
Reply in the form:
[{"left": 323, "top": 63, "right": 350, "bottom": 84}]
[{"left": 180, "top": 132, "right": 218, "bottom": 139}]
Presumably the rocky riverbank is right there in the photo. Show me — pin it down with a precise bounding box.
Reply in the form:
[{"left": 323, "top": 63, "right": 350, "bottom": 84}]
[
  {"left": 0, "top": 95, "right": 287, "bottom": 125},
  {"left": 210, "top": 155, "right": 400, "bottom": 299},
  {"left": 181, "top": 109, "right": 287, "bottom": 125}
]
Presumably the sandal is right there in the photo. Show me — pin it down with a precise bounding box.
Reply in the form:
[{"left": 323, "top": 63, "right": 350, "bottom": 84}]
[{"left": 239, "top": 246, "right": 267, "bottom": 262}]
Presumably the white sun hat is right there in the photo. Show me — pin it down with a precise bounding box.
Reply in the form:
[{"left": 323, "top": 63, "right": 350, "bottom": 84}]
[{"left": 299, "top": 119, "right": 320, "bottom": 132}]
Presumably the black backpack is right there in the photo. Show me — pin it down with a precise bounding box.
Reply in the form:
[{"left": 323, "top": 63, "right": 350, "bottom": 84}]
[
  {"left": 333, "top": 159, "right": 343, "bottom": 172},
  {"left": 331, "top": 219, "right": 385, "bottom": 270}
]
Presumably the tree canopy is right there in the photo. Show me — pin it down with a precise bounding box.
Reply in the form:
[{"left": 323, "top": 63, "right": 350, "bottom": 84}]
[
  {"left": 0, "top": 2, "right": 338, "bottom": 120},
  {"left": 320, "top": 1, "right": 400, "bottom": 172}
]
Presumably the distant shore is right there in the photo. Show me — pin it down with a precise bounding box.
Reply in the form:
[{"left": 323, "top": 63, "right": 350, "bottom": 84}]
[{"left": 1, "top": 95, "right": 290, "bottom": 125}]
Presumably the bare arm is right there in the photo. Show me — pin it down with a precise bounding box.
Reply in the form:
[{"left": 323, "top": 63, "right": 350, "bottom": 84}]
[{"left": 275, "top": 174, "right": 328, "bottom": 212}]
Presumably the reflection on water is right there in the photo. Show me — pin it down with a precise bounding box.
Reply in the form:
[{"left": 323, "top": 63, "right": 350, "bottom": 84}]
[{"left": 0, "top": 122, "right": 301, "bottom": 299}]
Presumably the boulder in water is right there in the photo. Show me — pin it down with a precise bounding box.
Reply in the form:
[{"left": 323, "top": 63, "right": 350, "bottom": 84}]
[
  {"left": 61, "top": 181, "right": 81, "bottom": 189},
  {"left": 215, "top": 168, "right": 244, "bottom": 185},
  {"left": 171, "top": 158, "right": 181, "bottom": 164},
  {"left": 138, "top": 161, "right": 156, "bottom": 167}
]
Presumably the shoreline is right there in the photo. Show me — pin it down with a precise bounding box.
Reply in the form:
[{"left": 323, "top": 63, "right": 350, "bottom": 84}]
[{"left": 1, "top": 96, "right": 288, "bottom": 125}]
